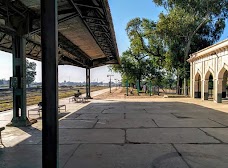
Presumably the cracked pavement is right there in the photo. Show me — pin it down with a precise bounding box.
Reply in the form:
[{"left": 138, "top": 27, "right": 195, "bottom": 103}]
[{"left": 1, "top": 92, "right": 228, "bottom": 168}]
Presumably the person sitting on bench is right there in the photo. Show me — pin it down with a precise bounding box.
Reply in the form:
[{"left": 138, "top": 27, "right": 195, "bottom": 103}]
[
  {"left": 69, "top": 90, "right": 82, "bottom": 103},
  {"left": 74, "top": 90, "right": 82, "bottom": 97},
  {"left": 130, "top": 88, "right": 134, "bottom": 95},
  {"left": 73, "top": 90, "right": 88, "bottom": 103},
  {"left": 38, "top": 102, "right": 42, "bottom": 107}
]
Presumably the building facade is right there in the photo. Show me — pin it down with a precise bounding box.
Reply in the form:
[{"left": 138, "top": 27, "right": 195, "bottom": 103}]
[{"left": 188, "top": 39, "right": 228, "bottom": 103}]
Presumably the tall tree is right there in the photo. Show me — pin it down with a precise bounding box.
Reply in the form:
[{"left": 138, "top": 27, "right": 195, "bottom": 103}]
[
  {"left": 112, "top": 18, "right": 170, "bottom": 89},
  {"left": 154, "top": 0, "right": 228, "bottom": 94},
  {"left": 26, "top": 60, "right": 37, "bottom": 87},
  {"left": 126, "top": 18, "right": 165, "bottom": 61},
  {"left": 112, "top": 49, "right": 147, "bottom": 88}
]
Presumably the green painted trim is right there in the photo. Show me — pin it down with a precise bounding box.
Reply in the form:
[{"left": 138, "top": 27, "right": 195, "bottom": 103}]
[
  {"left": 217, "top": 93, "right": 222, "bottom": 103},
  {"left": 126, "top": 80, "right": 128, "bottom": 96},
  {"left": 222, "top": 92, "right": 226, "bottom": 98},
  {"left": 194, "top": 92, "right": 201, "bottom": 98},
  {"left": 204, "top": 92, "right": 209, "bottom": 100}
]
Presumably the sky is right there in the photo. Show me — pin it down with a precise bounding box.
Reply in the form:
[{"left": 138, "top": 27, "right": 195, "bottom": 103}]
[{"left": 0, "top": 0, "right": 227, "bottom": 83}]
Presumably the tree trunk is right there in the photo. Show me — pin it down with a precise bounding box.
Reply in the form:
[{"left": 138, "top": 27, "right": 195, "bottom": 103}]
[
  {"left": 138, "top": 72, "right": 142, "bottom": 89},
  {"left": 183, "top": 16, "right": 209, "bottom": 96},
  {"left": 176, "top": 74, "right": 179, "bottom": 94},
  {"left": 183, "top": 39, "right": 191, "bottom": 96},
  {"left": 177, "top": 76, "right": 183, "bottom": 95},
  {"left": 179, "top": 78, "right": 183, "bottom": 95},
  {"left": 184, "top": 78, "right": 187, "bottom": 96},
  {"left": 139, "top": 78, "right": 141, "bottom": 90}
]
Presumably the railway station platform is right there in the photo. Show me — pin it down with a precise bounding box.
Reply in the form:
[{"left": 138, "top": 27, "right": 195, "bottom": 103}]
[{"left": 1, "top": 89, "right": 228, "bottom": 168}]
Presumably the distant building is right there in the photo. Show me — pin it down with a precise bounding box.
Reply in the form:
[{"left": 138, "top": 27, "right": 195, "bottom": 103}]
[{"left": 0, "top": 79, "right": 9, "bottom": 86}]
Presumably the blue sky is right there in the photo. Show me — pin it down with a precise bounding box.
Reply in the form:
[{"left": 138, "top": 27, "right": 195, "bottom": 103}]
[{"left": 0, "top": 0, "right": 227, "bottom": 82}]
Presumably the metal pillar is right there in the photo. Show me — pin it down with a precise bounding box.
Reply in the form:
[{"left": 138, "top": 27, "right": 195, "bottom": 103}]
[
  {"left": 126, "top": 80, "right": 129, "bottom": 96},
  {"left": 86, "top": 68, "right": 92, "bottom": 98},
  {"left": 109, "top": 77, "right": 111, "bottom": 93},
  {"left": 107, "top": 75, "right": 114, "bottom": 93},
  {"left": 11, "top": 35, "right": 30, "bottom": 126},
  {"left": 137, "top": 80, "right": 140, "bottom": 95},
  {"left": 41, "top": 0, "right": 59, "bottom": 167}
]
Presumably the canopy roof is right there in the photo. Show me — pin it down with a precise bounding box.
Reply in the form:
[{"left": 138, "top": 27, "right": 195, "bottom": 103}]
[{"left": 0, "top": 0, "right": 120, "bottom": 68}]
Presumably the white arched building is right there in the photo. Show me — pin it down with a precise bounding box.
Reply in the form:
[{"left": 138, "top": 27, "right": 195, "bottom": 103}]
[{"left": 188, "top": 39, "right": 228, "bottom": 103}]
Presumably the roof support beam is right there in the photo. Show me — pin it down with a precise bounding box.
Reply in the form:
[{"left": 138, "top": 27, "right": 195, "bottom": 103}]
[
  {"left": 87, "top": 22, "right": 108, "bottom": 27},
  {"left": 61, "top": 55, "right": 86, "bottom": 68},
  {"left": 74, "top": 3, "right": 103, "bottom": 10},
  {"left": 58, "top": 8, "right": 75, "bottom": 15},
  {"left": 30, "top": 13, "right": 79, "bottom": 35},
  {"left": 59, "top": 13, "right": 79, "bottom": 23},
  {"left": 83, "top": 16, "right": 106, "bottom": 22},
  {"left": 58, "top": 32, "right": 91, "bottom": 61},
  {"left": 0, "top": 24, "right": 16, "bottom": 35}
]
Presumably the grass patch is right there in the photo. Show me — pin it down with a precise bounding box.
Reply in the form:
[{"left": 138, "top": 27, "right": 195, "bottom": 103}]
[{"left": 0, "top": 86, "right": 107, "bottom": 112}]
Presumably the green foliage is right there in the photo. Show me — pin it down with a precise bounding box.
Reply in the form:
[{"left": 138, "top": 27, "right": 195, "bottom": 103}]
[
  {"left": 112, "top": 49, "right": 145, "bottom": 85},
  {"left": 26, "top": 60, "right": 37, "bottom": 87},
  {"left": 153, "top": 0, "right": 228, "bottom": 17},
  {"left": 126, "top": 18, "right": 165, "bottom": 60},
  {"left": 113, "top": 0, "right": 228, "bottom": 90},
  {"left": 154, "top": 0, "right": 228, "bottom": 82},
  {"left": 154, "top": 0, "right": 228, "bottom": 58},
  {"left": 111, "top": 17, "right": 176, "bottom": 88}
]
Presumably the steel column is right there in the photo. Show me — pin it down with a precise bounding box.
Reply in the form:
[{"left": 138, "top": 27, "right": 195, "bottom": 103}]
[
  {"left": 41, "top": 0, "right": 59, "bottom": 167},
  {"left": 11, "top": 35, "right": 30, "bottom": 126},
  {"left": 107, "top": 75, "right": 114, "bottom": 93},
  {"left": 126, "top": 80, "right": 128, "bottom": 96},
  {"left": 137, "top": 80, "right": 140, "bottom": 95},
  {"left": 86, "top": 68, "right": 92, "bottom": 98}
]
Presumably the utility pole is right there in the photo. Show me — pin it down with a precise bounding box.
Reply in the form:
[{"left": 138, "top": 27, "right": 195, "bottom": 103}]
[
  {"left": 114, "top": 79, "right": 118, "bottom": 89},
  {"left": 107, "top": 75, "right": 114, "bottom": 93}
]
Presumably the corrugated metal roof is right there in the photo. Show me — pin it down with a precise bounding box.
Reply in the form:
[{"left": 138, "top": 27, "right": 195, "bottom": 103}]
[{"left": 0, "top": 0, "right": 120, "bottom": 68}]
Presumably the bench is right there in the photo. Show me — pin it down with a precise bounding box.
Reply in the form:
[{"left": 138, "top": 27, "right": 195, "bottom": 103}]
[
  {"left": 0, "top": 127, "right": 5, "bottom": 146},
  {"left": 74, "top": 96, "right": 89, "bottom": 103},
  {"left": 28, "top": 105, "right": 66, "bottom": 117},
  {"left": 69, "top": 92, "right": 82, "bottom": 103},
  {"left": 69, "top": 97, "right": 75, "bottom": 103}
]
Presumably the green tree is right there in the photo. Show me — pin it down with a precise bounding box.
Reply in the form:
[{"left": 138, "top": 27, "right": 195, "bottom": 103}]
[
  {"left": 154, "top": 0, "right": 228, "bottom": 94},
  {"left": 126, "top": 18, "right": 165, "bottom": 62},
  {"left": 112, "top": 48, "right": 166, "bottom": 90},
  {"left": 112, "top": 18, "right": 170, "bottom": 89},
  {"left": 26, "top": 60, "right": 37, "bottom": 87},
  {"left": 112, "top": 49, "right": 146, "bottom": 88}
]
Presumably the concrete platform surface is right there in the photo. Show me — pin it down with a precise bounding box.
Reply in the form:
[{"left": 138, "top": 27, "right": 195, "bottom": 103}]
[{"left": 1, "top": 94, "right": 228, "bottom": 168}]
